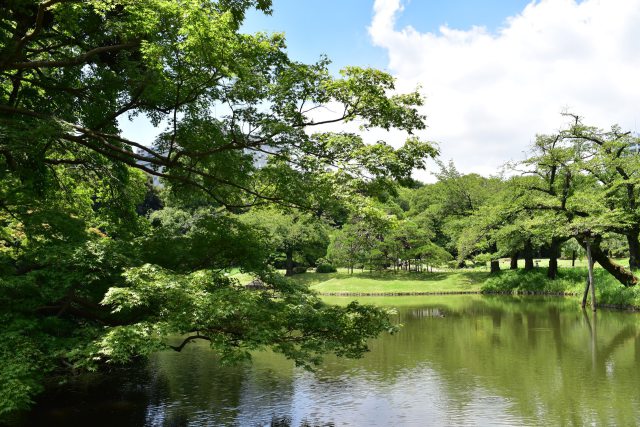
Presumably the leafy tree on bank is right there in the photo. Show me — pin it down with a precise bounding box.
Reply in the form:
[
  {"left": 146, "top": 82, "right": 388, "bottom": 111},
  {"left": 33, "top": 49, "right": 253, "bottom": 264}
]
[
  {"left": 240, "top": 208, "right": 329, "bottom": 276},
  {"left": 467, "top": 117, "right": 638, "bottom": 285},
  {"left": 0, "top": 0, "right": 438, "bottom": 415},
  {"left": 327, "top": 205, "right": 393, "bottom": 274},
  {"left": 516, "top": 121, "right": 637, "bottom": 285},
  {"left": 406, "top": 162, "right": 503, "bottom": 265},
  {"left": 559, "top": 114, "right": 640, "bottom": 270}
]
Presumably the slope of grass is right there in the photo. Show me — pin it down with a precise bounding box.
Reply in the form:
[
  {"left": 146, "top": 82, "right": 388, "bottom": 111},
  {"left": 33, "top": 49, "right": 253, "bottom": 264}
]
[
  {"left": 288, "top": 269, "right": 488, "bottom": 294},
  {"left": 230, "top": 264, "right": 640, "bottom": 309}
]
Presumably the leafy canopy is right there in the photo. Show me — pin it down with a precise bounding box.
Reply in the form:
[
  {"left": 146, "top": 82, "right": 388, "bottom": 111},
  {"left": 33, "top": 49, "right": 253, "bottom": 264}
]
[{"left": 0, "top": 0, "right": 436, "bottom": 416}]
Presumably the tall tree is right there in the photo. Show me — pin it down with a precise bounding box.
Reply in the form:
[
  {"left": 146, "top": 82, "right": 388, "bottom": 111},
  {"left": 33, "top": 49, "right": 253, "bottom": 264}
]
[
  {"left": 327, "top": 206, "right": 393, "bottom": 273},
  {"left": 508, "top": 122, "right": 637, "bottom": 286},
  {"left": 559, "top": 114, "right": 640, "bottom": 271},
  {"left": 0, "top": 0, "right": 436, "bottom": 415},
  {"left": 241, "top": 209, "right": 329, "bottom": 276}
]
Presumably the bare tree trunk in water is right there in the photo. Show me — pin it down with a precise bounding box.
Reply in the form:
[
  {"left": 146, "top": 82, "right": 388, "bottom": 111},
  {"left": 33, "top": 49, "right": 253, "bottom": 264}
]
[
  {"left": 581, "top": 274, "right": 590, "bottom": 309},
  {"left": 586, "top": 240, "right": 596, "bottom": 311},
  {"left": 582, "top": 245, "right": 594, "bottom": 308},
  {"left": 579, "top": 237, "right": 638, "bottom": 287}
]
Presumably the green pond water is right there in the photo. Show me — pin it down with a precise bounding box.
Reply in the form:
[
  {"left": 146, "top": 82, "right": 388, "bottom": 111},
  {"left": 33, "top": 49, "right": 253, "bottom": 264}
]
[{"left": 22, "top": 295, "right": 640, "bottom": 426}]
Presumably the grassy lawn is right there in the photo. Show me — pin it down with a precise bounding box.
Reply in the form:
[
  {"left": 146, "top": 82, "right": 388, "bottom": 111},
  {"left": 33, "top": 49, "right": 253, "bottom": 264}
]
[
  {"left": 224, "top": 268, "right": 256, "bottom": 285},
  {"left": 229, "top": 262, "right": 640, "bottom": 308},
  {"left": 288, "top": 269, "right": 489, "bottom": 294}
]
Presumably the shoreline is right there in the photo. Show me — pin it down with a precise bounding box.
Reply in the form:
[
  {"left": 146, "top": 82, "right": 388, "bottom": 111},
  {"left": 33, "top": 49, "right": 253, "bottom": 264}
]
[{"left": 318, "top": 290, "right": 640, "bottom": 311}]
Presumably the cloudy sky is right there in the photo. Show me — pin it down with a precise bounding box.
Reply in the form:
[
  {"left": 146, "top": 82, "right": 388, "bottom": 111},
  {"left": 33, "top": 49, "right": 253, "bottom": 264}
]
[
  {"left": 121, "top": 0, "right": 640, "bottom": 182},
  {"left": 243, "top": 0, "right": 640, "bottom": 182}
]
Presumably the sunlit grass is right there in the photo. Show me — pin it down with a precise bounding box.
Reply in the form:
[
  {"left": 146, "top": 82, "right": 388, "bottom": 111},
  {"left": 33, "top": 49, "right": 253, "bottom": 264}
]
[
  {"left": 230, "top": 262, "right": 640, "bottom": 308},
  {"left": 288, "top": 269, "right": 488, "bottom": 294}
]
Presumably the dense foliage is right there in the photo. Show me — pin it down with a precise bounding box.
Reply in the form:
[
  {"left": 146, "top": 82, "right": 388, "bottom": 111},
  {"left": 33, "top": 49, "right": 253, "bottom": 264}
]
[
  {"left": 324, "top": 124, "right": 638, "bottom": 291},
  {"left": 0, "top": 0, "right": 437, "bottom": 415}
]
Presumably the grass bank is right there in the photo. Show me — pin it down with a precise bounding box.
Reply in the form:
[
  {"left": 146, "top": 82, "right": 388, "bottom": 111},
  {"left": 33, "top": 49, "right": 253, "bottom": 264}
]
[
  {"left": 289, "top": 269, "right": 488, "bottom": 294},
  {"left": 482, "top": 267, "right": 640, "bottom": 309},
  {"left": 231, "top": 264, "right": 640, "bottom": 310},
  {"left": 284, "top": 266, "right": 640, "bottom": 309}
]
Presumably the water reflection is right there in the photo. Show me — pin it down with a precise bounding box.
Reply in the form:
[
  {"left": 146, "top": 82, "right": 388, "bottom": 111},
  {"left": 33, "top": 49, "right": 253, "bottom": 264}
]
[{"left": 21, "top": 296, "right": 640, "bottom": 426}]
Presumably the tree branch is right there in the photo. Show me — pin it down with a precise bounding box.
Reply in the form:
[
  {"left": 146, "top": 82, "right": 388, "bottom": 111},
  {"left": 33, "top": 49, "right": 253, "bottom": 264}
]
[
  {"left": 4, "top": 41, "right": 140, "bottom": 71},
  {"left": 168, "top": 334, "right": 211, "bottom": 352}
]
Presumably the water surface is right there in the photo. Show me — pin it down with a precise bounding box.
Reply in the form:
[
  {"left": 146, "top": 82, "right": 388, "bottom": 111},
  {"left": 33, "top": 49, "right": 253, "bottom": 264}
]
[{"left": 22, "top": 295, "right": 640, "bottom": 426}]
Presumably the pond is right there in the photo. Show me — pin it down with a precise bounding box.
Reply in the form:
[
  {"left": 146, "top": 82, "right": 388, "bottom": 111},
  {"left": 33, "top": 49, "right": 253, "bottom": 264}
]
[{"left": 20, "top": 295, "right": 640, "bottom": 426}]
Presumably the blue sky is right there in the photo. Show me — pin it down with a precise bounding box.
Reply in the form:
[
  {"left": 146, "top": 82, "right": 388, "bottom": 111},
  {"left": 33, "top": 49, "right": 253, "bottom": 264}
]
[
  {"left": 242, "top": 0, "right": 533, "bottom": 73},
  {"left": 242, "top": 1, "right": 387, "bottom": 72},
  {"left": 122, "top": 0, "right": 640, "bottom": 181},
  {"left": 242, "top": 0, "right": 640, "bottom": 180}
]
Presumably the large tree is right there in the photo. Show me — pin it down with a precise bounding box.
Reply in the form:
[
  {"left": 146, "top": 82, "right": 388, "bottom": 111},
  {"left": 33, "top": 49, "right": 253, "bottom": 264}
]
[
  {"left": 0, "top": 0, "right": 436, "bottom": 415},
  {"left": 240, "top": 208, "right": 329, "bottom": 276},
  {"left": 504, "top": 121, "right": 638, "bottom": 286},
  {"left": 559, "top": 114, "right": 640, "bottom": 271},
  {"left": 0, "top": 0, "right": 434, "bottom": 209}
]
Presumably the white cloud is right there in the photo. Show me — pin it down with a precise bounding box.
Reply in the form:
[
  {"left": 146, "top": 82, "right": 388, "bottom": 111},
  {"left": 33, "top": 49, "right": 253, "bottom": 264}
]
[{"left": 368, "top": 0, "right": 640, "bottom": 181}]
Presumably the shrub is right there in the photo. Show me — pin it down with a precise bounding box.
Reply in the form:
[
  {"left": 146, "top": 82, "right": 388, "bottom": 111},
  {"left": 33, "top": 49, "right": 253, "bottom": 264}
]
[
  {"left": 316, "top": 264, "right": 337, "bottom": 273},
  {"left": 481, "top": 269, "right": 583, "bottom": 294},
  {"left": 292, "top": 266, "right": 308, "bottom": 274},
  {"left": 446, "top": 260, "right": 458, "bottom": 269}
]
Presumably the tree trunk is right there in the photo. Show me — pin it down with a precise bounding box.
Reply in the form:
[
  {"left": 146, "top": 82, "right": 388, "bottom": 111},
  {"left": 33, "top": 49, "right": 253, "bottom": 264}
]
[
  {"left": 510, "top": 255, "right": 518, "bottom": 270},
  {"left": 586, "top": 240, "right": 596, "bottom": 311},
  {"left": 579, "top": 237, "right": 638, "bottom": 287},
  {"left": 285, "top": 249, "right": 294, "bottom": 276},
  {"left": 581, "top": 274, "right": 590, "bottom": 309},
  {"left": 490, "top": 259, "right": 500, "bottom": 274},
  {"left": 547, "top": 239, "right": 561, "bottom": 280},
  {"left": 524, "top": 257, "right": 534, "bottom": 270},
  {"left": 548, "top": 257, "right": 558, "bottom": 279},
  {"left": 524, "top": 240, "right": 534, "bottom": 271},
  {"left": 489, "top": 242, "right": 500, "bottom": 274},
  {"left": 627, "top": 229, "right": 640, "bottom": 271},
  {"left": 571, "top": 250, "right": 576, "bottom": 267}
]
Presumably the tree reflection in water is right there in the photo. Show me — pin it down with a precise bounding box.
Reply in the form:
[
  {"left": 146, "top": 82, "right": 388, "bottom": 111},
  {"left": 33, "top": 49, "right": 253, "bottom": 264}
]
[{"left": 19, "top": 295, "right": 640, "bottom": 426}]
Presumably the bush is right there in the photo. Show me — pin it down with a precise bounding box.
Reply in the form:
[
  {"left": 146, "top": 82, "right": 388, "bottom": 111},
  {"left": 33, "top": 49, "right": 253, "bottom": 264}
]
[
  {"left": 292, "top": 266, "right": 308, "bottom": 274},
  {"left": 316, "top": 264, "right": 337, "bottom": 273},
  {"left": 481, "top": 268, "right": 584, "bottom": 294}
]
